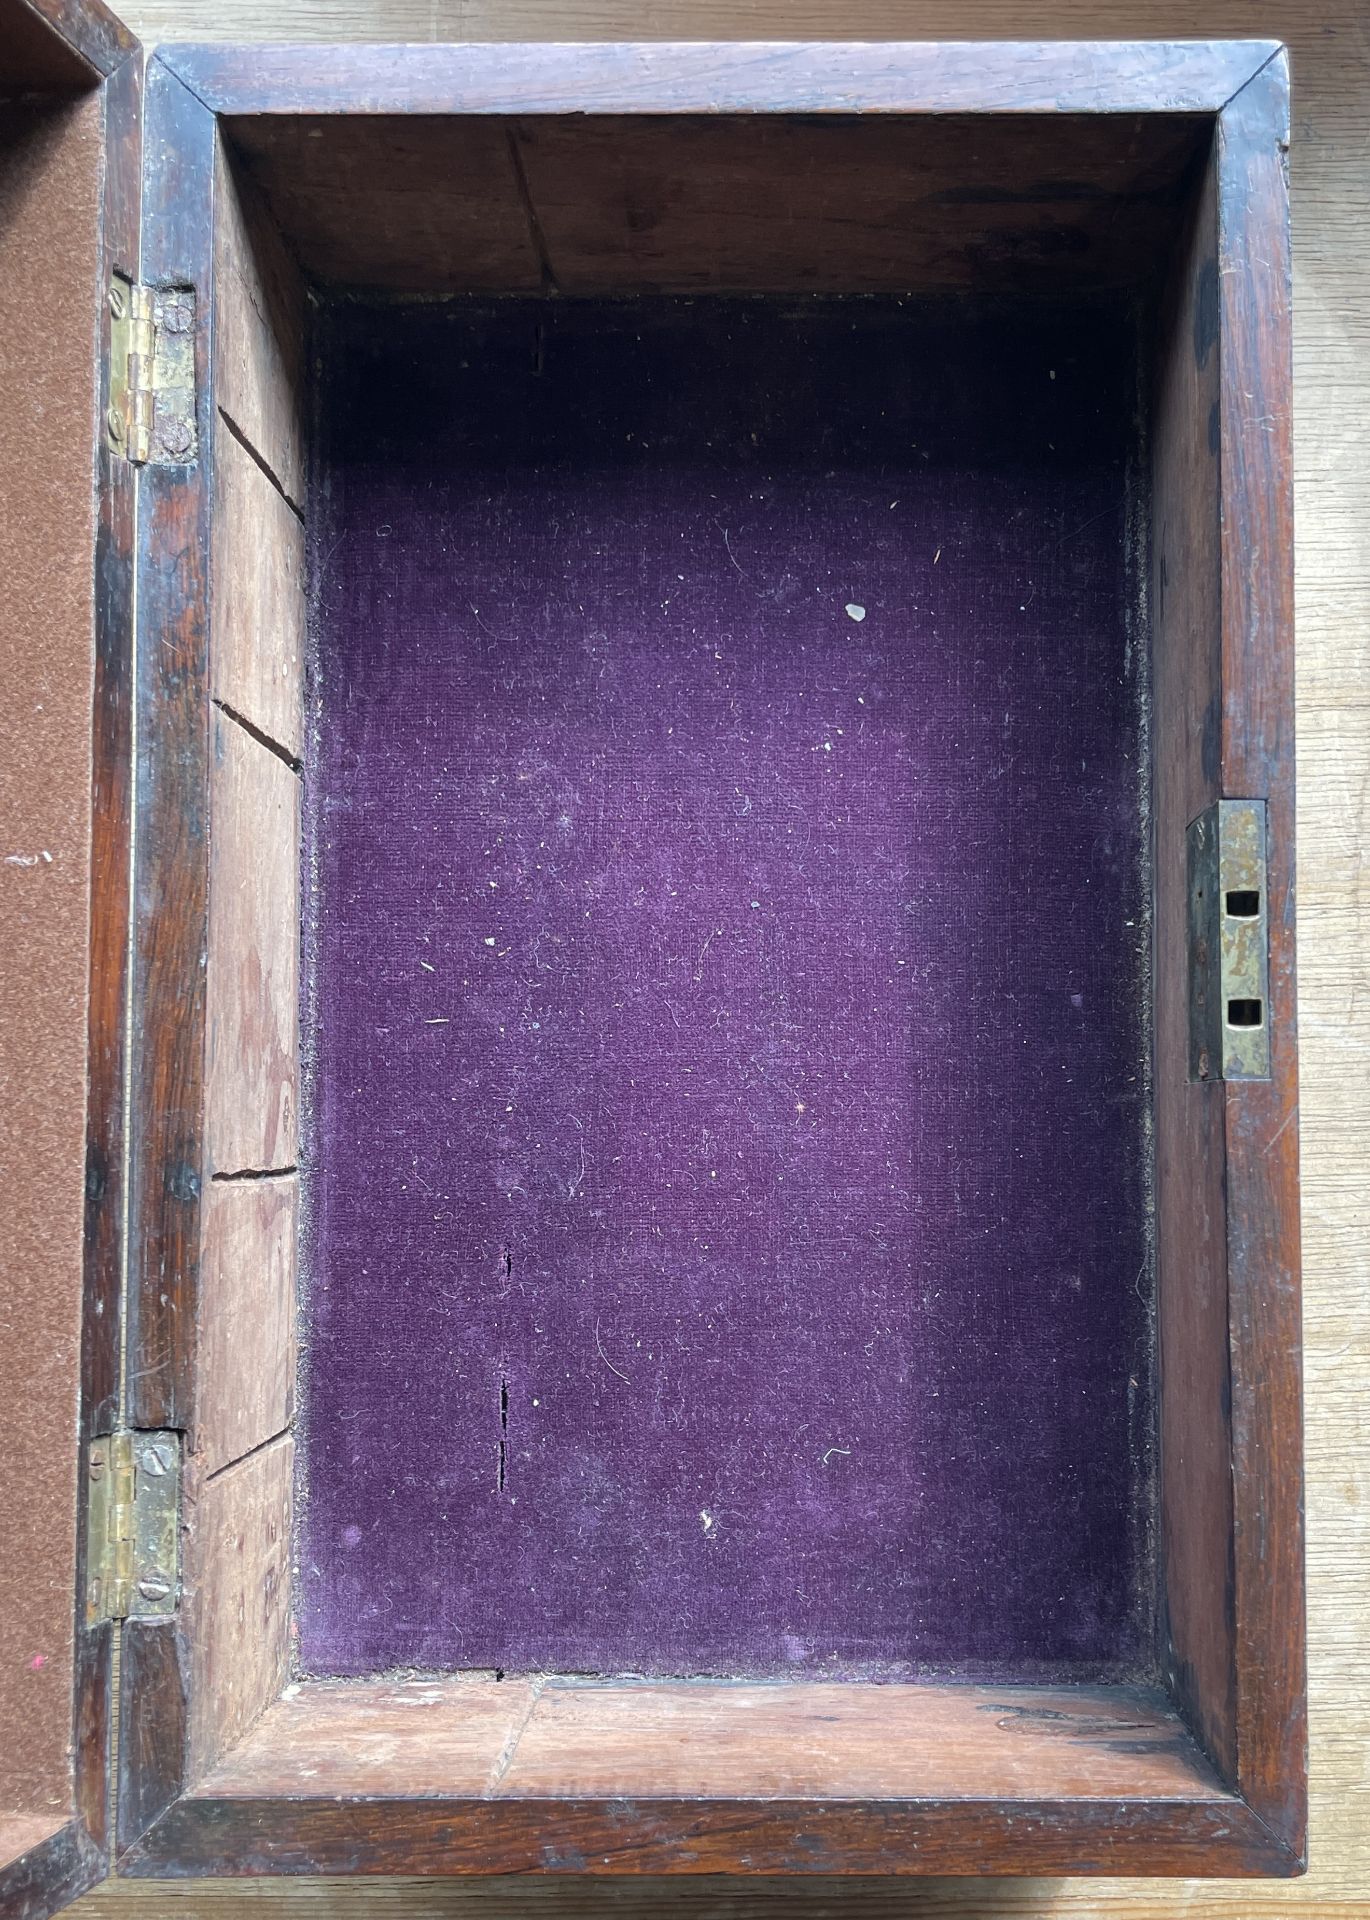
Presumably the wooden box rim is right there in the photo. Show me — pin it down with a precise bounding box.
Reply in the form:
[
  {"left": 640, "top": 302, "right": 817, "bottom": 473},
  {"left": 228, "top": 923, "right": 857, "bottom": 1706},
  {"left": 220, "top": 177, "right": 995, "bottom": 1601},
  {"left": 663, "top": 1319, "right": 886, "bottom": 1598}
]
[{"left": 0, "top": 20, "right": 1304, "bottom": 1906}]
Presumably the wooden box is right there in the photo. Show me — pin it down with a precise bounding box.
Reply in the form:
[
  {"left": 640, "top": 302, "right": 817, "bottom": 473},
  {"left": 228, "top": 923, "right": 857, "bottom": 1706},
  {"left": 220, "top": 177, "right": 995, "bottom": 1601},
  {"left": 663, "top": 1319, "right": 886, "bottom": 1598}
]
[{"left": 0, "top": 6, "right": 1304, "bottom": 1908}]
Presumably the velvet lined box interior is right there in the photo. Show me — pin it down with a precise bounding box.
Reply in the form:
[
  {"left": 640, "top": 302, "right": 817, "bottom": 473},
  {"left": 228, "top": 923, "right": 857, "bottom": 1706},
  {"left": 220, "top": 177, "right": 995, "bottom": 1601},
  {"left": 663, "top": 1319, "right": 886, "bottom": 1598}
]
[
  {"left": 299, "top": 292, "right": 1153, "bottom": 1683},
  {"left": 0, "top": 29, "right": 1305, "bottom": 1896}
]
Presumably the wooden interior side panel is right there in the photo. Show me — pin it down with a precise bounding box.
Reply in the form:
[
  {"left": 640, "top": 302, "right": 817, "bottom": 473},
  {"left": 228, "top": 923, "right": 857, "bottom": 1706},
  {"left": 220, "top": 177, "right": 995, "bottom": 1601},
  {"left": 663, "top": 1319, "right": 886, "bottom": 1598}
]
[
  {"left": 222, "top": 109, "right": 1205, "bottom": 297},
  {"left": 1150, "top": 140, "right": 1236, "bottom": 1783},
  {"left": 204, "top": 714, "right": 299, "bottom": 1177},
  {"left": 125, "top": 62, "right": 307, "bottom": 1837},
  {"left": 223, "top": 115, "right": 541, "bottom": 296},
  {"left": 178, "top": 109, "right": 307, "bottom": 1798},
  {"left": 213, "top": 140, "right": 308, "bottom": 505},
  {"left": 515, "top": 113, "right": 1206, "bottom": 294},
  {"left": 196, "top": 1175, "right": 297, "bottom": 1477},
  {"left": 196, "top": 1677, "right": 1224, "bottom": 1802},
  {"left": 210, "top": 424, "right": 305, "bottom": 762},
  {"left": 182, "top": 1435, "right": 294, "bottom": 1777},
  {"left": 124, "top": 1680, "right": 1292, "bottom": 1879}
]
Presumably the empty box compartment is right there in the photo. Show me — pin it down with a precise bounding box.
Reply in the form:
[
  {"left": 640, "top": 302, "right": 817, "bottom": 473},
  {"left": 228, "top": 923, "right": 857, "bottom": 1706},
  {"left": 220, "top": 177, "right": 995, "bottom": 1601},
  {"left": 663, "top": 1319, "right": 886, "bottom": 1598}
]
[
  {"left": 301, "top": 288, "right": 1153, "bottom": 1684},
  {"left": 0, "top": 32, "right": 1303, "bottom": 1900}
]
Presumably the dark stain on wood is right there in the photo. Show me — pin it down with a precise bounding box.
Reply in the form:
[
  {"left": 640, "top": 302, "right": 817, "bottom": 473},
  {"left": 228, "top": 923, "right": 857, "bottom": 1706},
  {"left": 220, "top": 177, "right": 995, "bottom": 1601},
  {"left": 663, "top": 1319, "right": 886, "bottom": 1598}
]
[{"left": 1193, "top": 254, "right": 1221, "bottom": 366}]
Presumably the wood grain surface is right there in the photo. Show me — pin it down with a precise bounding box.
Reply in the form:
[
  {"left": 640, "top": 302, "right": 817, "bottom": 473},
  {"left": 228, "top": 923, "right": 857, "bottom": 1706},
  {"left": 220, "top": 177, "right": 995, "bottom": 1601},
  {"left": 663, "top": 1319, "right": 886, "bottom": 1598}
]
[
  {"left": 75, "top": 0, "right": 1368, "bottom": 1913},
  {"left": 189, "top": 1680, "right": 1224, "bottom": 1803},
  {"left": 1149, "top": 139, "right": 1238, "bottom": 1791},
  {"left": 215, "top": 109, "right": 1211, "bottom": 295}
]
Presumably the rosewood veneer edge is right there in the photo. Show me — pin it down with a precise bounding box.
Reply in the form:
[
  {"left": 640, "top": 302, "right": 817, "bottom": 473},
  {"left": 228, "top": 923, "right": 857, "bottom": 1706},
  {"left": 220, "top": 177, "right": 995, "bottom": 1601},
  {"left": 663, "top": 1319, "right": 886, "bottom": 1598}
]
[
  {"left": 1215, "top": 50, "right": 1306, "bottom": 1866},
  {"left": 152, "top": 37, "right": 1285, "bottom": 118},
  {"left": 10, "top": 0, "right": 136, "bottom": 84},
  {"left": 118, "top": 47, "right": 216, "bottom": 1854},
  {"left": 119, "top": 1791, "right": 1299, "bottom": 1880},
  {"left": 0, "top": 1818, "right": 106, "bottom": 1920}
]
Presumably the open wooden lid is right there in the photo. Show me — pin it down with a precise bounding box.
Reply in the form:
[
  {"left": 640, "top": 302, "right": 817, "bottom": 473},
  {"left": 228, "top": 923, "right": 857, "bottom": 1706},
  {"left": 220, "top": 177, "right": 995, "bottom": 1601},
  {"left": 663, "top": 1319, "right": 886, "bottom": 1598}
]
[{"left": 1, "top": 1, "right": 137, "bottom": 1913}]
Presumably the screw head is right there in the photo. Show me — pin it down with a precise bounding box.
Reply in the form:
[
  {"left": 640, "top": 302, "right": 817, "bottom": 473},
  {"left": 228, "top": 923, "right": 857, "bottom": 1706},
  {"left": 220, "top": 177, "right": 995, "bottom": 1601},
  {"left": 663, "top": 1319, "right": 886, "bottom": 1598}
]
[
  {"left": 140, "top": 1442, "right": 174, "bottom": 1476},
  {"left": 106, "top": 406, "right": 124, "bottom": 443},
  {"left": 137, "top": 1573, "right": 173, "bottom": 1603},
  {"left": 157, "top": 418, "right": 194, "bottom": 459},
  {"left": 108, "top": 283, "right": 126, "bottom": 319}
]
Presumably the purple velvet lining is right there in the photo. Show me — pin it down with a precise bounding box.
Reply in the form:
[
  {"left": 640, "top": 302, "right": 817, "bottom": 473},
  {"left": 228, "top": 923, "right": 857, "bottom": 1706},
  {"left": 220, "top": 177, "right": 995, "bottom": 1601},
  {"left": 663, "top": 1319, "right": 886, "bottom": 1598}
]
[{"left": 300, "top": 298, "right": 1150, "bottom": 1680}]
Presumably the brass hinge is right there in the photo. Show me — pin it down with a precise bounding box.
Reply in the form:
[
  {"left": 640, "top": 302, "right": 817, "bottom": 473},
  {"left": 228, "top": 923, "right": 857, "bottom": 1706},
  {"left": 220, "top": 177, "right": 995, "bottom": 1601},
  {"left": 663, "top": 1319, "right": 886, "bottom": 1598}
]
[
  {"left": 106, "top": 275, "right": 197, "bottom": 466},
  {"left": 1188, "top": 799, "right": 1272, "bottom": 1082},
  {"left": 86, "top": 1430, "right": 182, "bottom": 1624}
]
